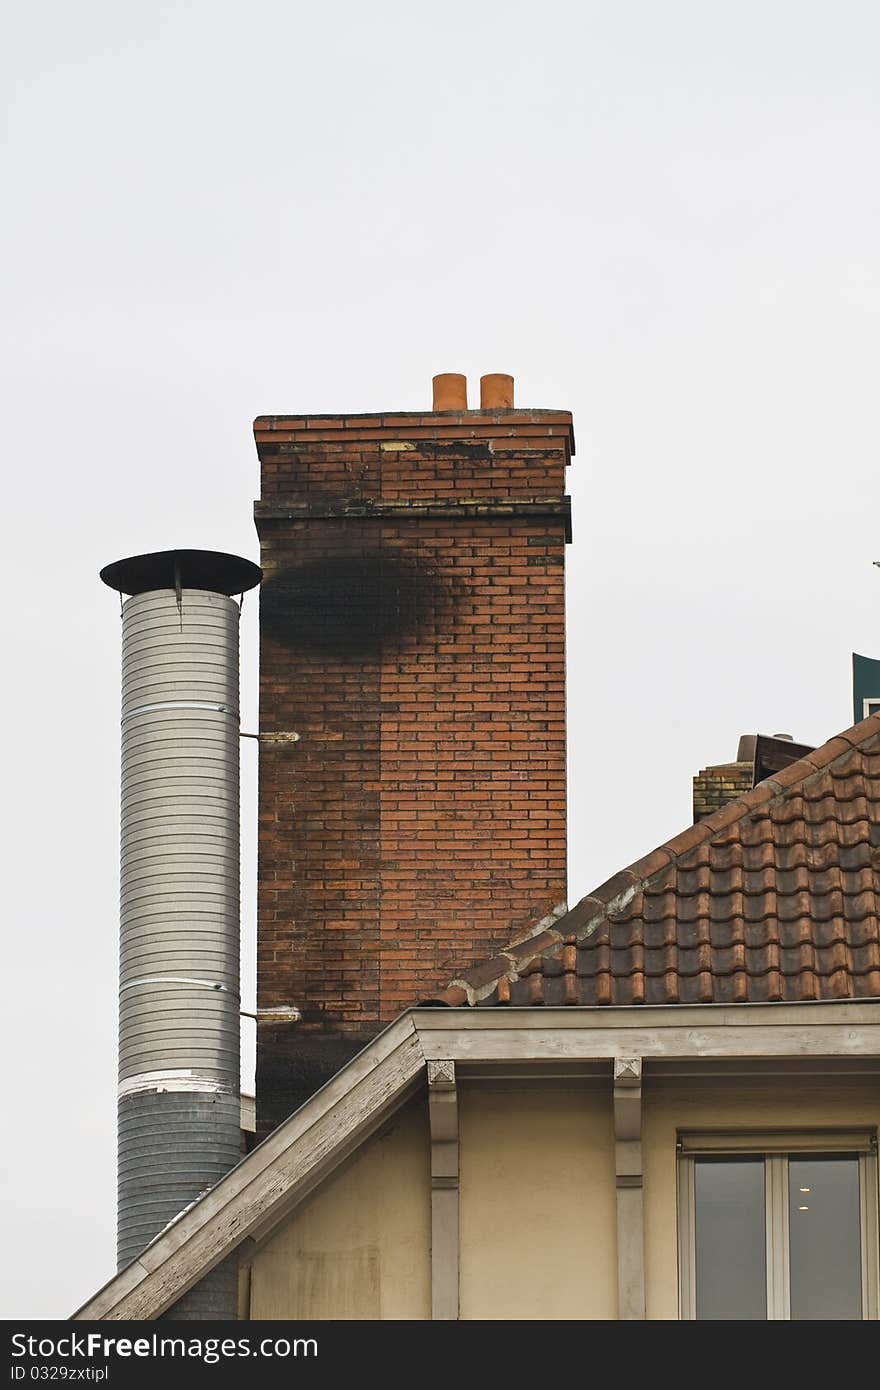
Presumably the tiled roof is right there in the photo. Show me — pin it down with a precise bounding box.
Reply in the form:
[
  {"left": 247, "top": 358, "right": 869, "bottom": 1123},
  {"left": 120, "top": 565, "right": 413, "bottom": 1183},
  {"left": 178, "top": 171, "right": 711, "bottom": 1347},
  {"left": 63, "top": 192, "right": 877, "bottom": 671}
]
[{"left": 426, "top": 713, "right": 880, "bottom": 1008}]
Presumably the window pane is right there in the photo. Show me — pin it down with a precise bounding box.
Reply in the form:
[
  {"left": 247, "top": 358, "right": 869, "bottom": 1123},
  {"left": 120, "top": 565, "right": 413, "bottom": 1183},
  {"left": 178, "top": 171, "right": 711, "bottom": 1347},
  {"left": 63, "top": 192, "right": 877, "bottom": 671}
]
[
  {"left": 694, "top": 1159, "right": 766, "bottom": 1319},
  {"left": 788, "top": 1156, "right": 862, "bottom": 1320}
]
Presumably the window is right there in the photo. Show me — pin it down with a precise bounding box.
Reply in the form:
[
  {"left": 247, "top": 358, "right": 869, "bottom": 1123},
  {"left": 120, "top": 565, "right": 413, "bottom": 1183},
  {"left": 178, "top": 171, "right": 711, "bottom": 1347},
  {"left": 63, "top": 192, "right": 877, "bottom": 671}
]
[
  {"left": 865, "top": 698, "right": 880, "bottom": 718},
  {"left": 677, "top": 1132, "right": 879, "bottom": 1319}
]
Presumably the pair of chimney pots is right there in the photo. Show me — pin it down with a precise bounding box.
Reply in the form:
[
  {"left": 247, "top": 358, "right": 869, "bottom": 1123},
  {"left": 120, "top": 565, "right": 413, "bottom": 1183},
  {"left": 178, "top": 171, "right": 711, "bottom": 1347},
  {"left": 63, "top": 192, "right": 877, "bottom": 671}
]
[{"left": 432, "top": 372, "right": 514, "bottom": 411}]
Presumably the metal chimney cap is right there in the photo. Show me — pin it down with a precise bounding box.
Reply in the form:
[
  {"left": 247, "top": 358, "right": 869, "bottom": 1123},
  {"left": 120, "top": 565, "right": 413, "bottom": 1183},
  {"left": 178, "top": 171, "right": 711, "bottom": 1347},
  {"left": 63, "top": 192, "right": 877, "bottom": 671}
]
[{"left": 100, "top": 548, "right": 262, "bottom": 597}]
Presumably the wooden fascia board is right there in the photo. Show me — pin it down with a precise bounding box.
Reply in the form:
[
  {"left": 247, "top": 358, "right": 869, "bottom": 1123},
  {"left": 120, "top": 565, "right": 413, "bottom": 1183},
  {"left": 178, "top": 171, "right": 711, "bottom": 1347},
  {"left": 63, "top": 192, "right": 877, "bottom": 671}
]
[
  {"left": 73, "top": 1016, "right": 424, "bottom": 1321},
  {"left": 412, "top": 1001, "right": 880, "bottom": 1062}
]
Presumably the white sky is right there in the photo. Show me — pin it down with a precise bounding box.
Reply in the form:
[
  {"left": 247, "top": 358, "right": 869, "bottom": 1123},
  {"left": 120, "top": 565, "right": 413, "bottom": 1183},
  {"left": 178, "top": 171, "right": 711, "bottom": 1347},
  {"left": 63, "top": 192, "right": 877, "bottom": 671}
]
[{"left": 1, "top": 0, "right": 878, "bottom": 1319}]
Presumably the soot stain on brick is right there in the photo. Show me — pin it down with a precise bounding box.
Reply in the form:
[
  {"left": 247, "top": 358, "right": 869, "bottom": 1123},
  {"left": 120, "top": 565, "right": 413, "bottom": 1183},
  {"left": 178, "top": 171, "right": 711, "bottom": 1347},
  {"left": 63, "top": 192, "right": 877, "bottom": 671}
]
[{"left": 260, "top": 548, "right": 460, "bottom": 656}]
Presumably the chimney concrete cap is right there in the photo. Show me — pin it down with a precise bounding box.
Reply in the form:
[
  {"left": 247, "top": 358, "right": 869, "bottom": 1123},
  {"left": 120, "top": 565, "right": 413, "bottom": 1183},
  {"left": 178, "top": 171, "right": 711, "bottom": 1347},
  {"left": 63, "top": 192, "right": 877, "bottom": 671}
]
[
  {"left": 480, "top": 373, "right": 515, "bottom": 409},
  {"left": 432, "top": 373, "right": 468, "bottom": 411}
]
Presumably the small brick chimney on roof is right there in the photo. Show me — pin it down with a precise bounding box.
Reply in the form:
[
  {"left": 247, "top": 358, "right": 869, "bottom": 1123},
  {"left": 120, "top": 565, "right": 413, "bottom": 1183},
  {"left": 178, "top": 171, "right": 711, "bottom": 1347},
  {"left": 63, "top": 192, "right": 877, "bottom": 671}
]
[
  {"left": 693, "top": 732, "right": 816, "bottom": 823},
  {"left": 253, "top": 374, "right": 573, "bottom": 1133}
]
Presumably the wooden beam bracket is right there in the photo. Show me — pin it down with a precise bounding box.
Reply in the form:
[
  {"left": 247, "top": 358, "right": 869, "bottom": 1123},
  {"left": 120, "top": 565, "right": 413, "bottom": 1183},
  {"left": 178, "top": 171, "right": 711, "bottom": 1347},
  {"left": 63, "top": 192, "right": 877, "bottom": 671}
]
[
  {"left": 613, "top": 1056, "right": 645, "bottom": 1320},
  {"left": 428, "top": 1059, "right": 459, "bottom": 1320}
]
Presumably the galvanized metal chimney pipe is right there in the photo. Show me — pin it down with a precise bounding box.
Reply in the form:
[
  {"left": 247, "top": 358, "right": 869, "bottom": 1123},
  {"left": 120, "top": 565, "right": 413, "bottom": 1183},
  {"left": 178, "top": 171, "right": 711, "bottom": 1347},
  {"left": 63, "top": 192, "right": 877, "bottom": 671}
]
[{"left": 101, "top": 549, "right": 261, "bottom": 1320}]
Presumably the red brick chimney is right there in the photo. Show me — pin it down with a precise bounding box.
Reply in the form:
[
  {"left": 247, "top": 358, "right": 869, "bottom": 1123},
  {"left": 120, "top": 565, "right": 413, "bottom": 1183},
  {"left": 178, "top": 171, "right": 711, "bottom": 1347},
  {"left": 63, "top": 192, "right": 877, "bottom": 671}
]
[{"left": 254, "top": 375, "right": 573, "bottom": 1133}]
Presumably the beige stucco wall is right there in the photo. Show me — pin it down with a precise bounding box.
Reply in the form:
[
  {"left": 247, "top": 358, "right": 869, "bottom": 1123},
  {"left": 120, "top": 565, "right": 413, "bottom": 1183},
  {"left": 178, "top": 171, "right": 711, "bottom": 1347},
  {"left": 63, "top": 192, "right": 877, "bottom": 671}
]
[
  {"left": 247, "top": 1081, "right": 617, "bottom": 1321},
  {"left": 643, "top": 1077, "right": 880, "bottom": 1320},
  {"left": 244, "top": 1071, "right": 879, "bottom": 1321},
  {"left": 459, "top": 1084, "right": 617, "bottom": 1319},
  {"left": 248, "top": 1095, "right": 431, "bottom": 1319}
]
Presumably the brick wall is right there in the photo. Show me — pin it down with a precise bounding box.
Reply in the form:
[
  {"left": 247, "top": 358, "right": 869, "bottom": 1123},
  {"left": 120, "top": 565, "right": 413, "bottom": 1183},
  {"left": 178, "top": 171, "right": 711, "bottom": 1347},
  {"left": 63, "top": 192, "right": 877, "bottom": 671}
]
[
  {"left": 254, "top": 408, "right": 573, "bottom": 1133},
  {"left": 692, "top": 761, "right": 754, "bottom": 822}
]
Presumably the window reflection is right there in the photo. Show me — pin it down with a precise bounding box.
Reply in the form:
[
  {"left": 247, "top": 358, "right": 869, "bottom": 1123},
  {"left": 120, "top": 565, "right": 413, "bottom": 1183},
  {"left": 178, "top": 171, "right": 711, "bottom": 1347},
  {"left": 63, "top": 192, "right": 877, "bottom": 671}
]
[
  {"left": 788, "top": 1156, "right": 861, "bottom": 1320},
  {"left": 694, "top": 1159, "right": 767, "bottom": 1319}
]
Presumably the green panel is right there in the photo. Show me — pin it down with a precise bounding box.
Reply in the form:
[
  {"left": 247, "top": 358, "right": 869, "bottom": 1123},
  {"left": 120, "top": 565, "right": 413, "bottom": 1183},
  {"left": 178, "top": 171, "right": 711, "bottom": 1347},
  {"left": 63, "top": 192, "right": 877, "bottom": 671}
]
[{"left": 853, "top": 652, "right": 880, "bottom": 723}]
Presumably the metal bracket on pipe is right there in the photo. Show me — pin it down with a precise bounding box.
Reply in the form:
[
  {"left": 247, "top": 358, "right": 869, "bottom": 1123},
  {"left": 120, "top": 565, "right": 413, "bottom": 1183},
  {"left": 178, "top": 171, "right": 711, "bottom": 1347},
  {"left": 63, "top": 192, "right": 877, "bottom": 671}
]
[
  {"left": 239, "top": 1006, "right": 302, "bottom": 1023},
  {"left": 239, "top": 731, "right": 300, "bottom": 742}
]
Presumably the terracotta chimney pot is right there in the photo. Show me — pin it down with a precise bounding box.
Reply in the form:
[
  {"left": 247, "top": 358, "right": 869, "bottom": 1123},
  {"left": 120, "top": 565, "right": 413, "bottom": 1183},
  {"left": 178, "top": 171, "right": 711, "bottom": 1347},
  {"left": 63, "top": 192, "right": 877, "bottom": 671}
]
[
  {"left": 480, "top": 373, "right": 514, "bottom": 409},
  {"left": 432, "top": 373, "right": 468, "bottom": 411}
]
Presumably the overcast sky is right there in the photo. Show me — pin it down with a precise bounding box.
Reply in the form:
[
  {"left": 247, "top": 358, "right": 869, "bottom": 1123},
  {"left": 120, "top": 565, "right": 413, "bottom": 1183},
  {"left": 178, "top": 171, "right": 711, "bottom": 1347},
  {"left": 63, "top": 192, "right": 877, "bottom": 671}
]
[{"left": 2, "top": 0, "right": 878, "bottom": 1319}]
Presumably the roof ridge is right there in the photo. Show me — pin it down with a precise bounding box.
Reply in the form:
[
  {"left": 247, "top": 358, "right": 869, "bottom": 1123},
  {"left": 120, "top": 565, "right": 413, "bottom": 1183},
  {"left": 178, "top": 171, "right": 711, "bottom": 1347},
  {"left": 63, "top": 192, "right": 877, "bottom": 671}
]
[{"left": 426, "top": 710, "right": 880, "bottom": 1007}]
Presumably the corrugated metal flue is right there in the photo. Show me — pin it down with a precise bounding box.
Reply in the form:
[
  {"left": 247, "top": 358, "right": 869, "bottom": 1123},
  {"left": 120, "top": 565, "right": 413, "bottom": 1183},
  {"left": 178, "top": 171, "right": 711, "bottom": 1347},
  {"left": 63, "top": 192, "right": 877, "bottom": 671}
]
[{"left": 103, "top": 551, "right": 260, "bottom": 1319}]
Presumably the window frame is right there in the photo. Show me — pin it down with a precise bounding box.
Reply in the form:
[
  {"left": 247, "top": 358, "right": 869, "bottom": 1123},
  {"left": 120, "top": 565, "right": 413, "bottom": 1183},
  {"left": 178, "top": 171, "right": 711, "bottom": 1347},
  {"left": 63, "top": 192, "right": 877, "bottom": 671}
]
[
  {"left": 864, "top": 698, "right": 880, "bottom": 719},
  {"left": 676, "top": 1130, "right": 880, "bottom": 1320}
]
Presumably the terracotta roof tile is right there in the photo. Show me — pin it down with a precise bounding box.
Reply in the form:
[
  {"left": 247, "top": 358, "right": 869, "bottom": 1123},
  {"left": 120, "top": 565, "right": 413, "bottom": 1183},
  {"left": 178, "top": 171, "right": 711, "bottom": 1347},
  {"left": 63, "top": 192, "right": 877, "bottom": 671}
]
[{"left": 426, "top": 713, "right": 880, "bottom": 1009}]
